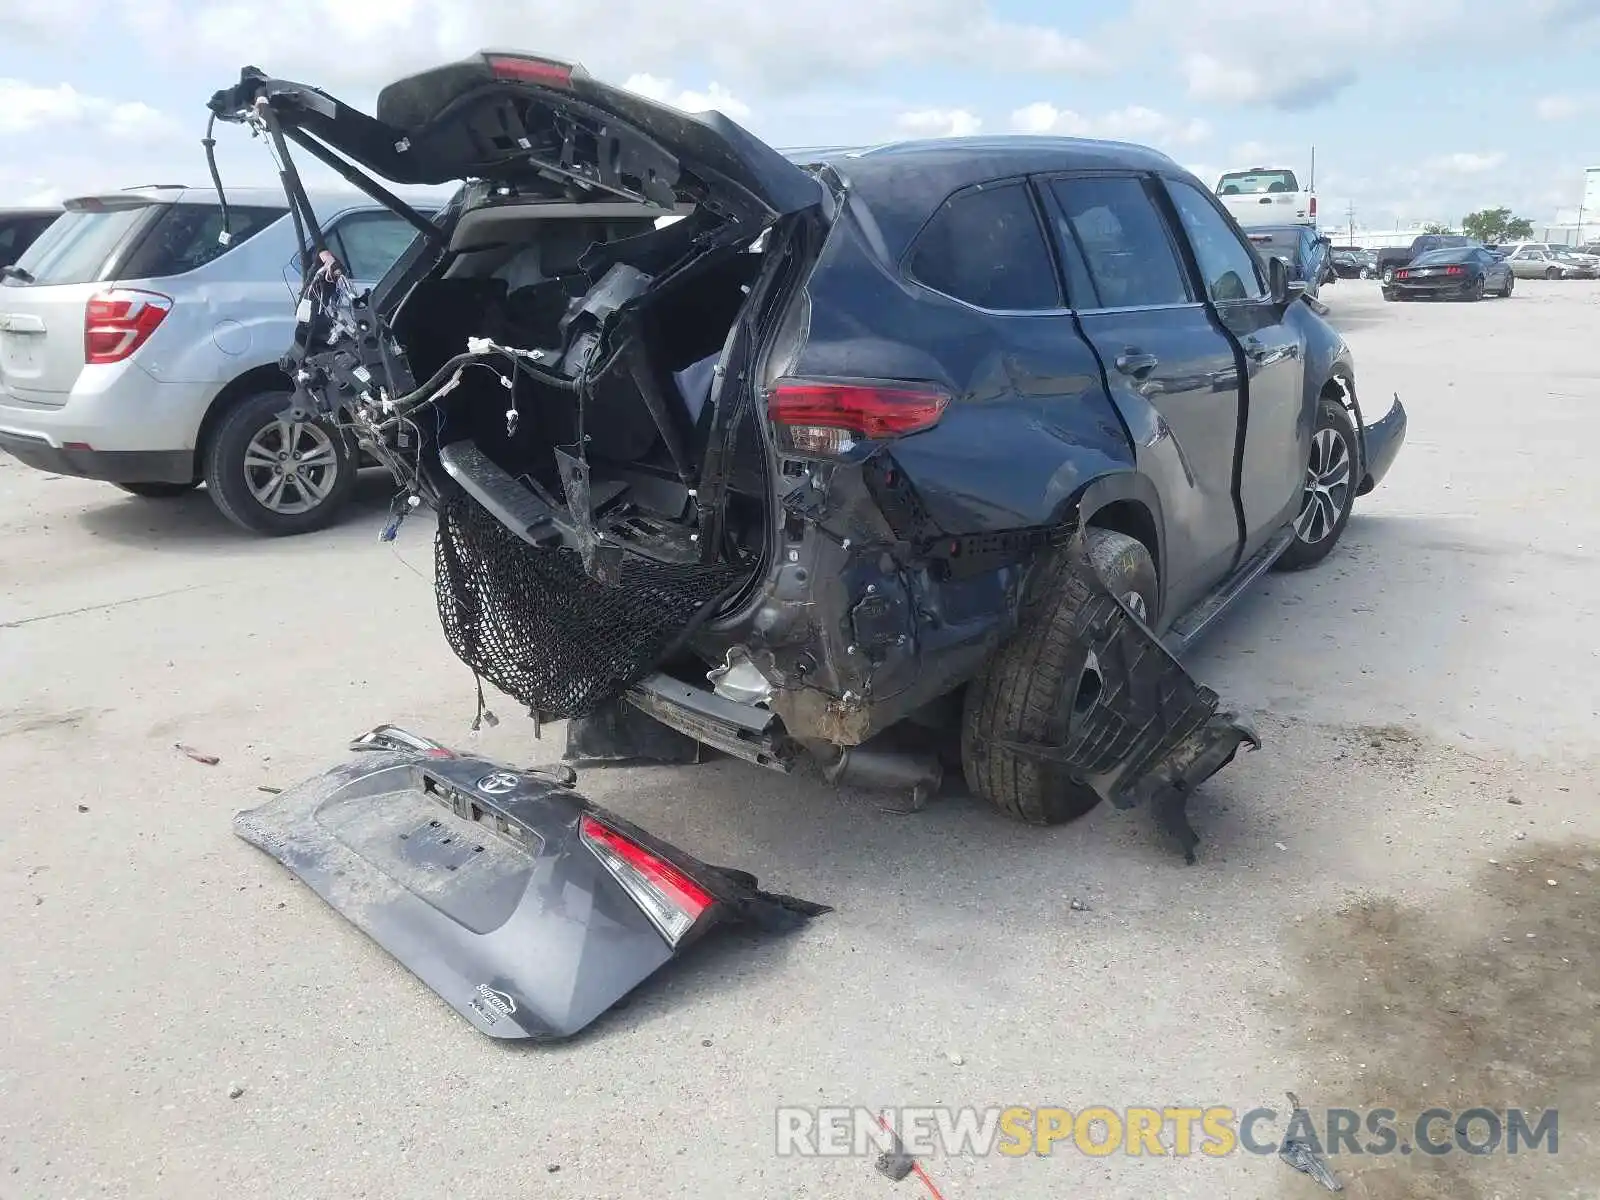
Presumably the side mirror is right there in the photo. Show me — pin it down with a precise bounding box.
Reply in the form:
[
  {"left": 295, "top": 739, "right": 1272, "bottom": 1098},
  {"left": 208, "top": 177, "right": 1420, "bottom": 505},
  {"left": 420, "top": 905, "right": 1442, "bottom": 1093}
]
[{"left": 1268, "top": 255, "right": 1306, "bottom": 307}]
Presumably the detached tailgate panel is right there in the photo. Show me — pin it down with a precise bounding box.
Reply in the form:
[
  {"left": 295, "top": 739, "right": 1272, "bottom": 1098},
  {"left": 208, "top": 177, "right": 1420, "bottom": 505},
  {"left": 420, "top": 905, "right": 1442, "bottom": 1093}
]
[{"left": 236, "top": 739, "right": 825, "bottom": 1040}]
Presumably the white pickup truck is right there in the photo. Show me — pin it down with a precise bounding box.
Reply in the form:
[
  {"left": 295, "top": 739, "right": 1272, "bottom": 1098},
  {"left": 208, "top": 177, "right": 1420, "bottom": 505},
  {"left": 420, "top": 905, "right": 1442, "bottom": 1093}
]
[{"left": 1214, "top": 167, "right": 1318, "bottom": 229}]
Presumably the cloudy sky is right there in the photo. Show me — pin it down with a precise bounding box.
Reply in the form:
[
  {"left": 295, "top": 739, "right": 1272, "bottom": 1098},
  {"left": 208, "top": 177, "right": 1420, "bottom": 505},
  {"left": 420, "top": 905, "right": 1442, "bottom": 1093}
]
[{"left": 3, "top": 0, "right": 1598, "bottom": 232}]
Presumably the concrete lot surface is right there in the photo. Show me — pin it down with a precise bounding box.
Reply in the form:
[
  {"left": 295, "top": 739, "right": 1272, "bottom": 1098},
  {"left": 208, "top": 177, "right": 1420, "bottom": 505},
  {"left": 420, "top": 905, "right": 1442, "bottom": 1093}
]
[{"left": 2, "top": 279, "right": 1597, "bottom": 1199}]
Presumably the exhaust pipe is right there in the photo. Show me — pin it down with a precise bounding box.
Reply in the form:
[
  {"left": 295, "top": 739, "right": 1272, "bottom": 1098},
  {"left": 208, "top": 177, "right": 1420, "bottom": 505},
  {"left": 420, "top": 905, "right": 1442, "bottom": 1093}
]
[{"left": 822, "top": 736, "right": 944, "bottom": 813}]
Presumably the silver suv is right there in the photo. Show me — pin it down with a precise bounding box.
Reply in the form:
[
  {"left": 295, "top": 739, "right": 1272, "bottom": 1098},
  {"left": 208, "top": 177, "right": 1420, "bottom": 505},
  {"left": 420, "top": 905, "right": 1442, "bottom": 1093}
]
[{"left": 0, "top": 186, "right": 427, "bottom": 533}]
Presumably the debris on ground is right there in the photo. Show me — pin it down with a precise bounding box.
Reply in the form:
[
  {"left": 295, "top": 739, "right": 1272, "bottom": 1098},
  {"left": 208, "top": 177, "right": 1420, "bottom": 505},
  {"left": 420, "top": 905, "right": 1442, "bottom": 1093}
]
[
  {"left": 1069, "top": 898, "right": 1091, "bottom": 912},
  {"left": 176, "top": 743, "right": 221, "bottom": 766},
  {"left": 256, "top": 786, "right": 283, "bottom": 795},
  {"left": 227, "top": 1084, "right": 244, "bottom": 1100},
  {"left": 1279, "top": 1091, "right": 1343, "bottom": 1192},
  {"left": 76, "top": 805, "right": 88, "bottom": 813},
  {"left": 946, "top": 1051, "right": 964, "bottom": 1066}
]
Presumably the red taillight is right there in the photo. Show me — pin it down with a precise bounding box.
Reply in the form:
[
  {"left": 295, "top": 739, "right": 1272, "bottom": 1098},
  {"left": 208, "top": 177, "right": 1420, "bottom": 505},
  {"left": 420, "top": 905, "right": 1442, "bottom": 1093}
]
[
  {"left": 1396, "top": 269, "right": 1410, "bottom": 279},
  {"left": 1309, "top": 195, "right": 1317, "bottom": 219},
  {"left": 84, "top": 289, "right": 171, "bottom": 365},
  {"left": 1445, "top": 265, "right": 1464, "bottom": 276},
  {"left": 484, "top": 54, "right": 574, "bottom": 88},
  {"left": 767, "top": 378, "right": 950, "bottom": 456},
  {"left": 578, "top": 814, "right": 713, "bottom": 945}
]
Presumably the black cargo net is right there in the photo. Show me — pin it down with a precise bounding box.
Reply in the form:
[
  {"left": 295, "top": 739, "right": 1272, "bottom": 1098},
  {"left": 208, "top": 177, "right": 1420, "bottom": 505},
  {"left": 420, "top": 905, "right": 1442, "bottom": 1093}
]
[{"left": 434, "top": 491, "right": 750, "bottom": 719}]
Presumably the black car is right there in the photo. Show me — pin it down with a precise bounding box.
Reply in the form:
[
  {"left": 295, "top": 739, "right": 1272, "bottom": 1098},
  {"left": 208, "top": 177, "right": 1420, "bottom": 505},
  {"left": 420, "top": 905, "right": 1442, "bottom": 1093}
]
[
  {"left": 1330, "top": 247, "right": 1377, "bottom": 279},
  {"left": 0, "top": 207, "right": 58, "bottom": 271},
  {"left": 1383, "top": 244, "right": 1514, "bottom": 301},
  {"left": 207, "top": 52, "right": 1407, "bottom": 829},
  {"left": 1245, "top": 224, "right": 1334, "bottom": 297}
]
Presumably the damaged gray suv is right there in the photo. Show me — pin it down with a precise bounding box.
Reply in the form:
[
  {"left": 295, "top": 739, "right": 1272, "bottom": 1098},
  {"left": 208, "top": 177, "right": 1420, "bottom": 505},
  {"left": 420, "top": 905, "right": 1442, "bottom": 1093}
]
[{"left": 208, "top": 51, "right": 1407, "bottom": 836}]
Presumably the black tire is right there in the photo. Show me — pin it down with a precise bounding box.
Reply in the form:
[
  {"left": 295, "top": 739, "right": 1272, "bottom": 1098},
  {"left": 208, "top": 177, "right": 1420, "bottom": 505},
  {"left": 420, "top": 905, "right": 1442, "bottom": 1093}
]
[
  {"left": 1500, "top": 273, "right": 1514, "bottom": 297},
  {"left": 115, "top": 481, "right": 197, "bottom": 498},
  {"left": 1545, "top": 267, "right": 1560, "bottom": 280},
  {"left": 204, "top": 391, "right": 356, "bottom": 536},
  {"left": 961, "top": 527, "right": 1158, "bottom": 826},
  {"left": 1274, "top": 395, "right": 1358, "bottom": 572},
  {"left": 1467, "top": 275, "right": 1486, "bottom": 301},
  {"left": 1381, "top": 266, "right": 1395, "bottom": 285}
]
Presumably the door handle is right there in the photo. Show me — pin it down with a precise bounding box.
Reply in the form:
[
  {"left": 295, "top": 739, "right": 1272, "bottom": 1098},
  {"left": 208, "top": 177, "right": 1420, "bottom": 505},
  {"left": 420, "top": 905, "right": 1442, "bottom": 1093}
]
[{"left": 1114, "top": 350, "right": 1159, "bottom": 378}]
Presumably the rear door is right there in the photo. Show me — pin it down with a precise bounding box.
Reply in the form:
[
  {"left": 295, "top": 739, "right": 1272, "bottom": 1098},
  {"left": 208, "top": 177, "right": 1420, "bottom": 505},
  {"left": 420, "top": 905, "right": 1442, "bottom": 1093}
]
[
  {"left": 1041, "top": 173, "right": 1244, "bottom": 614},
  {"left": 1162, "top": 175, "right": 1309, "bottom": 557}
]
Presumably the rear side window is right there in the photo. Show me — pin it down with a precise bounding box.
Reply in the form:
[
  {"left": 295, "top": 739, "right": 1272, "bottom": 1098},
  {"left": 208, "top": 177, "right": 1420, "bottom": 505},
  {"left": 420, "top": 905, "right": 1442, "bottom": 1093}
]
[
  {"left": 5, "top": 207, "right": 153, "bottom": 286},
  {"left": 329, "top": 211, "right": 423, "bottom": 281},
  {"left": 119, "top": 204, "right": 286, "bottom": 280},
  {"left": 906, "top": 182, "right": 1060, "bottom": 311},
  {"left": 1164, "top": 179, "right": 1267, "bottom": 303},
  {"left": 1049, "top": 176, "right": 1191, "bottom": 309}
]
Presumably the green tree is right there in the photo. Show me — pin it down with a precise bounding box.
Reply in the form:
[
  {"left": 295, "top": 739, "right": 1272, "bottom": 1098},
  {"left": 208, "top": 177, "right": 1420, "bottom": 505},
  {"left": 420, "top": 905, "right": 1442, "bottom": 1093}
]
[
  {"left": 1421, "top": 221, "right": 1456, "bottom": 234},
  {"left": 1461, "top": 207, "right": 1535, "bottom": 243}
]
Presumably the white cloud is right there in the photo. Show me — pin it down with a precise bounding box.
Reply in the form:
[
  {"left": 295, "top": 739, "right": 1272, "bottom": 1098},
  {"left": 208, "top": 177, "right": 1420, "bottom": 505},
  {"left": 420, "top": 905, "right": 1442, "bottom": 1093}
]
[
  {"left": 1426, "top": 152, "right": 1506, "bottom": 175},
  {"left": 0, "top": 80, "right": 178, "bottom": 141},
  {"left": 1130, "top": 0, "right": 1598, "bottom": 110},
  {"left": 895, "top": 109, "right": 982, "bottom": 138},
  {"left": 1535, "top": 93, "right": 1594, "bottom": 120},
  {"left": 116, "top": 0, "right": 1103, "bottom": 94},
  {"left": 1010, "top": 102, "right": 1210, "bottom": 147},
  {"left": 622, "top": 74, "right": 751, "bottom": 120}
]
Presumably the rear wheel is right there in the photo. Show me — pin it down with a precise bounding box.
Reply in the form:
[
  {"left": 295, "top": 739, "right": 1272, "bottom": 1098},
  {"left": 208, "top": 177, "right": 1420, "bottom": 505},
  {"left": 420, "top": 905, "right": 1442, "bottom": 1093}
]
[
  {"left": 204, "top": 391, "right": 356, "bottom": 536},
  {"left": 961, "top": 527, "right": 1158, "bottom": 826},
  {"left": 1500, "top": 273, "right": 1514, "bottom": 297},
  {"left": 1467, "top": 275, "right": 1487, "bottom": 301},
  {"left": 116, "top": 481, "right": 198, "bottom": 499},
  {"left": 1274, "top": 395, "right": 1358, "bottom": 572},
  {"left": 1381, "top": 266, "right": 1395, "bottom": 285},
  {"left": 1546, "top": 267, "right": 1560, "bottom": 280}
]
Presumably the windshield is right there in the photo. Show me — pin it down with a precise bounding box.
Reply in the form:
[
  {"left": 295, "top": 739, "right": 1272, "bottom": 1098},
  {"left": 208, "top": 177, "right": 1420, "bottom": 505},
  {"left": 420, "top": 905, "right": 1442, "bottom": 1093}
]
[
  {"left": 3, "top": 206, "right": 155, "bottom": 286},
  {"left": 1410, "top": 248, "right": 1470, "bottom": 266},
  {"left": 1216, "top": 169, "right": 1299, "bottom": 195}
]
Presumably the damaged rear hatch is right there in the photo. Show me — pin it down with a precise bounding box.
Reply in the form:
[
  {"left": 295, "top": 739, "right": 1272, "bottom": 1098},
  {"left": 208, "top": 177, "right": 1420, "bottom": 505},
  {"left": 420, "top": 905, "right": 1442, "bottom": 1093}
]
[
  {"left": 208, "top": 51, "right": 823, "bottom": 222},
  {"left": 239, "top": 727, "right": 825, "bottom": 1040}
]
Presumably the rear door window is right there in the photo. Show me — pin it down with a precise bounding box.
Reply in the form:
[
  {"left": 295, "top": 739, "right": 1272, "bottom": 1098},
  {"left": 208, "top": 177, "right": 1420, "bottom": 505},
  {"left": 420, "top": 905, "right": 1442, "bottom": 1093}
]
[
  {"left": 1163, "top": 179, "right": 1269, "bottom": 303},
  {"left": 1047, "top": 176, "right": 1192, "bottom": 309},
  {"left": 329, "top": 211, "right": 424, "bottom": 282},
  {"left": 905, "top": 182, "right": 1061, "bottom": 311},
  {"left": 4, "top": 206, "right": 154, "bottom": 286},
  {"left": 119, "top": 204, "right": 286, "bottom": 279}
]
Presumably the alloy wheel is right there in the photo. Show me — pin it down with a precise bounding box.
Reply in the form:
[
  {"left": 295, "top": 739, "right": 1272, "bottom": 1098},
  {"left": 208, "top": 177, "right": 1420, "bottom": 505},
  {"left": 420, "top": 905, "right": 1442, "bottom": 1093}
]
[
  {"left": 243, "top": 419, "right": 341, "bottom": 516},
  {"left": 1294, "top": 427, "right": 1352, "bottom": 545}
]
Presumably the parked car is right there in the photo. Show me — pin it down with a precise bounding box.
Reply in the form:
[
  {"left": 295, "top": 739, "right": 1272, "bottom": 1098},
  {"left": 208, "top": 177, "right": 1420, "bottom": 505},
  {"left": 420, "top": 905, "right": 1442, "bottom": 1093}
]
[
  {"left": 0, "top": 207, "right": 59, "bottom": 270},
  {"left": 1509, "top": 241, "right": 1600, "bottom": 267},
  {"left": 206, "top": 52, "right": 1408, "bottom": 832},
  {"left": 1382, "top": 245, "right": 1515, "bottom": 300},
  {"left": 1213, "top": 166, "right": 1317, "bottom": 228},
  {"left": 1373, "top": 234, "right": 1478, "bottom": 284},
  {"left": 1503, "top": 244, "right": 1597, "bottom": 279},
  {"left": 0, "top": 186, "right": 435, "bottom": 532},
  {"left": 1330, "top": 247, "right": 1377, "bottom": 279},
  {"left": 1245, "top": 224, "right": 1335, "bottom": 297}
]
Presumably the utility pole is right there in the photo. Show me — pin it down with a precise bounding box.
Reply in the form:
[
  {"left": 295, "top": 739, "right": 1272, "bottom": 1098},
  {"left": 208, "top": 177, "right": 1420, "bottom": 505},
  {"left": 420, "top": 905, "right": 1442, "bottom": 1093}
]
[{"left": 1346, "top": 200, "right": 1356, "bottom": 245}]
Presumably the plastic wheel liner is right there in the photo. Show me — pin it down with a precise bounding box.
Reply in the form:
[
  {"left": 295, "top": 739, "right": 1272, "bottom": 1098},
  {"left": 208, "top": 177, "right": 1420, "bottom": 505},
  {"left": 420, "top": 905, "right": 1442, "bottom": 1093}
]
[{"left": 234, "top": 726, "right": 827, "bottom": 1040}]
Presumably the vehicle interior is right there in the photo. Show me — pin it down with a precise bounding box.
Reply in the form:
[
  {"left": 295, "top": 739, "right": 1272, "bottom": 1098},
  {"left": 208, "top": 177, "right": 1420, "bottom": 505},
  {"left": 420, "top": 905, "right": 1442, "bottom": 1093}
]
[{"left": 390, "top": 198, "right": 777, "bottom": 562}]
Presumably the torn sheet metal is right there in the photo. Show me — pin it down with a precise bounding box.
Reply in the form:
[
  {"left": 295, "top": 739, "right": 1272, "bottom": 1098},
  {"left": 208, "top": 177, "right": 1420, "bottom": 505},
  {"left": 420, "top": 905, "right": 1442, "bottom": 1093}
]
[
  {"left": 235, "top": 728, "right": 826, "bottom": 1040},
  {"left": 974, "top": 529, "right": 1259, "bottom": 834}
]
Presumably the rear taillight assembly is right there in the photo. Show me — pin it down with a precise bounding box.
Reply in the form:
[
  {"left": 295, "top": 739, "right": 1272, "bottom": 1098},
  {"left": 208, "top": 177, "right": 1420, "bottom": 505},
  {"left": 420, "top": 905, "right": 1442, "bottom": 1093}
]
[
  {"left": 1309, "top": 195, "right": 1317, "bottom": 219},
  {"left": 1445, "top": 265, "right": 1464, "bottom": 276},
  {"left": 84, "top": 289, "right": 171, "bottom": 365},
  {"left": 767, "top": 378, "right": 950, "bottom": 457},
  {"left": 579, "top": 814, "right": 713, "bottom": 945},
  {"left": 1396, "top": 269, "right": 1410, "bottom": 279},
  {"left": 484, "top": 53, "right": 574, "bottom": 88}
]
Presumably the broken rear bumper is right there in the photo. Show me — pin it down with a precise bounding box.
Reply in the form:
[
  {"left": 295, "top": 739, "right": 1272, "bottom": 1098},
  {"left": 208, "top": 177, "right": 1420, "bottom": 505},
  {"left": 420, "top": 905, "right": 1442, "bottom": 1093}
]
[
  {"left": 234, "top": 728, "right": 825, "bottom": 1040},
  {"left": 1358, "top": 393, "right": 1407, "bottom": 495}
]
